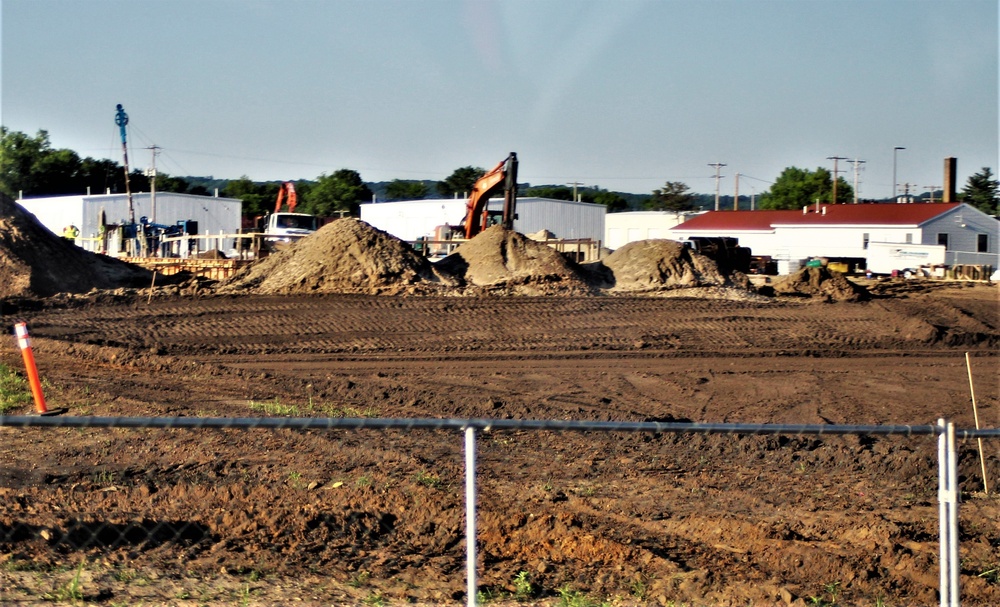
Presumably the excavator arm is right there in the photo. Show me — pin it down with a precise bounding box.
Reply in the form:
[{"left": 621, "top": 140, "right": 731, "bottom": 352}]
[
  {"left": 275, "top": 181, "right": 298, "bottom": 214},
  {"left": 463, "top": 152, "right": 518, "bottom": 239}
]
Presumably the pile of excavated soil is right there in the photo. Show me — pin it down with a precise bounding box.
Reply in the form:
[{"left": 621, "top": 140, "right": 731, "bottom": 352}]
[
  {"left": 0, "top": 194, "right": 152, "bottom": 298},
  {"left": 587, "top": 238, "right": 752, "bottom": 294},
  {"left": 219, "top": 218, "right": 456, "bottom": 295},
  {"left": 435, "top": 226, "right": 594, "bottom": 295},
  {"left": 770, "top": 266, "right": 870, "bottom": 302}
]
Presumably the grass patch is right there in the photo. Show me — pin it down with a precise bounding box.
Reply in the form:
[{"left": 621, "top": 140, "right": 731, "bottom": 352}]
[
  {"left": 42, "top": 560, "right": 86, "bottom": 603},
  {"left": 414, "top": 471, "right": 443, "bottom": 489},
  {"left": 247, "top": 398, "right": 299, "bottom": 416},
  {"left": 0, "top": 363, "right": 32, "bottom": 414}
]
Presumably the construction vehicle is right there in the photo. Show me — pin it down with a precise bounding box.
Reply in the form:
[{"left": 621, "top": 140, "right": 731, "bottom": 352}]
[
  {"left": 463, "top": 152, "right": 519, "bottom": 239},
  {"left": 258, "top": 181, "right": 319, "bottom": 245},
  {"left": 681, "top": 236, "right": 752, "bottom": 275}
]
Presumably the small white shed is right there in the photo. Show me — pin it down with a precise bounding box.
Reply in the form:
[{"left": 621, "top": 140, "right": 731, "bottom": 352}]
[{"left": 604, "top": 211, "right": 704, "bottom": 250}]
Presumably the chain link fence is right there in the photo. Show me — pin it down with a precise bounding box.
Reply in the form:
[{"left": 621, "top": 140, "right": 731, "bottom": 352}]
[{"left": 2, "top": 415, "right": 998, "bottom": 606}]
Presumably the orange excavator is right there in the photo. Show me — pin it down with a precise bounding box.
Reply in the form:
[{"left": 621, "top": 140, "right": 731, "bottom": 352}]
[
  {"left": 463, "top": 152, "right": 518, "bottom": 239},
  {"left": 275, "top": 181, "right": 297, "bottom": 213}
]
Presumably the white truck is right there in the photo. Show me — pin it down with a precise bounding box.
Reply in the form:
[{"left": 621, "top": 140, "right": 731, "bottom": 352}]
[{"left": 866, "top": 242, "right": 946, "bottom": 275}]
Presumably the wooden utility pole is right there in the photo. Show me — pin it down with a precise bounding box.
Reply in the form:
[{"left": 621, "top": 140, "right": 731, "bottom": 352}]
[
  {"left": 733, "top": 173, "right": 740, "bottom": 211},
  {"left": 827, "top": 156, "right": 847, "bottom": 204},
  {"left": 708, "top": 163, "right": 726, "bottom": 211}
]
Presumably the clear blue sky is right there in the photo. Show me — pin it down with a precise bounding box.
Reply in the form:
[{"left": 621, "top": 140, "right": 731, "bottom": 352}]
[{"left": 2, "top": 0, "right": 997, "bottom": 197}]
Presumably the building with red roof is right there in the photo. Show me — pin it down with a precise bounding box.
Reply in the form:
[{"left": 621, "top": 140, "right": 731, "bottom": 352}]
[{"left": 669, "top": 202, "right": 998, "bottom": 273}]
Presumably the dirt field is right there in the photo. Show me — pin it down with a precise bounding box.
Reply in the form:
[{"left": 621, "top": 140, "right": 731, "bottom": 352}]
[{"left": 1, "top": 280, "right": 998, "bottom": 606}]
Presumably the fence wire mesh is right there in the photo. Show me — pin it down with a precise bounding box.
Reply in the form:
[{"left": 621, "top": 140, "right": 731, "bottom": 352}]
[{"left": 0, "top": 416, "right": 996, "bottom": 606}]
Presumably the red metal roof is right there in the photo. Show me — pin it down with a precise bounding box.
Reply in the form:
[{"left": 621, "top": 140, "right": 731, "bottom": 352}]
[{"left": 673, "top": 203, "right": 963, "bottom": 231}]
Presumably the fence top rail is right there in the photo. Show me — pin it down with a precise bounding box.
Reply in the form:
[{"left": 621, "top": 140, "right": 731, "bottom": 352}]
[{"left": 1, "top": 415, "right": 989, "bottom": 437}]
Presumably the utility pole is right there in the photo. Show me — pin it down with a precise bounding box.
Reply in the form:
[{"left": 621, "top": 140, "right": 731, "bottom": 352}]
[
  {"left": 733, "top": 173, "right": 740, "bottom": 211},
  {"left": 893, "top": 146, "right": 905, "bottom": 201},
  {"left": 827, "top": 156, "right": 848, "bottom": 204},
  {"left": 848, "top": 158, "right": 866, "bottom": 204},
  {"left": 567, "top": 181, "right": 583, "bottom": 202},
  {"left": 115, "top": 104, "right": 135, "bottom": 226},
  {"left": 146, "top": 145, "right": 161, "bottom": 223},
  {"left": 924, "top": 186, "right": 941, "bottom": 203},
  {"left": 708, "top": 163, "right": 726, "bottom": 211}
]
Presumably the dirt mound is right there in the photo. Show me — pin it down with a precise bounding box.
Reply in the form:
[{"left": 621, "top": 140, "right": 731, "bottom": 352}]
[
  {"left": 590, "top": 239, "right": 747, "bottom": 294},
  {"left": 771, "top": 266, "right": 870, "bottom": 302},
  {"left": 219, "top": 218, "right": 456, "bottom": 295},
  {"left": 0, "top": 194, "right": 152, "bottom": 298},
  {"left": 435, "top": 226, "right": 593, "bottom": 295}
]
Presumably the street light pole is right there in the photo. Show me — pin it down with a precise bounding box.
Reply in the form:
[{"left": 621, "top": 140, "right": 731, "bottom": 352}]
[{"left": 893, "top": 147, "right": 905, "bottom": 202}]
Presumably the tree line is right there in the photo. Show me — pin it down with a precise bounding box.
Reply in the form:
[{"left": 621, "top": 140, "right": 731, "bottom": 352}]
[{"left": 3, "top": 128, "right": 996, "bottom": 217}]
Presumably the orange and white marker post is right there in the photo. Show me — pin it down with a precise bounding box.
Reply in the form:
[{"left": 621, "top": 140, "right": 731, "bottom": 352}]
[{"left": 13, "top": 322, "right": 58, "bottom": 415}]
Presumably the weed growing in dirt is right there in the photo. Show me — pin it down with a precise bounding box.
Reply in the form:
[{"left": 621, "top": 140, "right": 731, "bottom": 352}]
[
  {"left": 362, "top": 591, "right": 387, "bottom": 606},
  {"left": 807, "top": 580, "right": 842, "bottom": 606},
  {"left": 247, "top": 398, "right": 298, "bottom": 416},
  {"left": 977, "top": 565, "right": 1000, "bottom": 584},
  {"left": 91, "top": 469, "right": 116, "bottom": 486},
  {"left": 0, "top": 363, "right": 31, "bottom": 414},
  {"left": 415, "top": 470, "right": 443, "bottom": 489},
  {"left": 556, "top": 585, "right": 610, "bottom": 607},
  {"left": 42, "top": 559, "right": 86, "bottom": 603},
  {"left": 287, "top": 471, "right": 305, "bottom": 489},
  {"left": 513, "top": 571, "right": 534, "bottom": 601},
  {"left": 307, "top": 398, "right": 379, "bottom": 418},
  {"left": 348, "top": 571, "right": 371, "bottom": 588}
]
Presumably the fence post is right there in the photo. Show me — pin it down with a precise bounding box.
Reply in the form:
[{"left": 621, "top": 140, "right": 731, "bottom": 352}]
[
  {"left": 465, "top": 426, "right": 477, "bottom": 607},
  {"left": 938, "top": 419, "right": 960, "bottom": 607}
]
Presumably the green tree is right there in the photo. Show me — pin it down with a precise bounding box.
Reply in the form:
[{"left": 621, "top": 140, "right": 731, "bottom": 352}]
[
  {"left": 1, "top": 128, "right": 52, "bottom": 197},
  {"left": 960, "top": 167, "right": 999, "bottom": 215},
  {"left": 524, "top": 185, "right": 573, "bottom": 200},
  {"left": 759, "top": 166, "right": 853, "bottom": 210},
  {"left": 646, "top": 181, "right": 695, "bottom": 211},
  {"left": 223, "top": 176, "right": 272, "bottom": 217},
  {"left": 385, "top": 179, "right": 429, "bottom": 201},
  {"left": 590, "top": 190, "right": 629, "bottom": 212},
  {"left": 304, "top": 169, "right": 372, "bottom": 217},
  {"left": 437, "top": 166, "right": 485, "bottom": 198}
]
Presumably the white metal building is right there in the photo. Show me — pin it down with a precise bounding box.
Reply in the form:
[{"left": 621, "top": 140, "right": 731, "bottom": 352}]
[
  {"left": 360, "top": 197, "right": 606, "bottom": 243},
  {"left": 605, "top": 211, "right": 704, "bottom": 250},
  {"left": 669, "top": 203, "right": 998, "bottom": 272},
  {"left": 17, "top": 192, "right": 243, "bottom": 245}
]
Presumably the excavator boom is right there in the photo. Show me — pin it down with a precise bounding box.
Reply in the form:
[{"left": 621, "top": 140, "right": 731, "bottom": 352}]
[
  {"left": 275, "top": 181, "right": 297, "bottom": 214},
  {"left": 464, "top": 152, "right": 518, "bottom": 239}
]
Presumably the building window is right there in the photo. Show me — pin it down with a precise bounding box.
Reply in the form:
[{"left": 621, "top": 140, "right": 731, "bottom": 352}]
[
  {"left": 937, "top": 233, "right": 949, "bottom": 249},
  {"left": 862, "top": 233, "right": 869, "bottom": 249},
  {"left": 905, "top": 233, "right": 913, "bottom": 244},
  {"left": 978, "top": 234, "right": 989, "bottom": 253}
]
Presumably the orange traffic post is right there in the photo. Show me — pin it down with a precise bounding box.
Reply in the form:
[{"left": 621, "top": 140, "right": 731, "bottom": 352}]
[{"left": 13, "top": 322, "right": 59, "bottom": 416}]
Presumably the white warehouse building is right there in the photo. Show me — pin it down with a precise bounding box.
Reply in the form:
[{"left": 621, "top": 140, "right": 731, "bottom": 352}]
[
  {"left": 17, "top": 192, "right": 243, "bottom": 249},
  {"left": 360, "top": 197, "right": 606, "bottom": 243}
]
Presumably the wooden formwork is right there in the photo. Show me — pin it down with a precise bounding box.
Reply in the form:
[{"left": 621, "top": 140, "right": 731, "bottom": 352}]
[{"left": 123, "top": 257, "right": 251, "bottom": 281}]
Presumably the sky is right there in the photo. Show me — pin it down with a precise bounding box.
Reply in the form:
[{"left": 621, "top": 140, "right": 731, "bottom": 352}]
[{"left": 1, "top": 0, "right": 997, "bottom": 198}]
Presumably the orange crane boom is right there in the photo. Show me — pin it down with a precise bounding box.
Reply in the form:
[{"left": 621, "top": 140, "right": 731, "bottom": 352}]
[
  {"left": 275, "top": 181, "right": 297, "bottom": 214},
  {"left": 463, "top": 152, "right": 518, "bottom": 239}
]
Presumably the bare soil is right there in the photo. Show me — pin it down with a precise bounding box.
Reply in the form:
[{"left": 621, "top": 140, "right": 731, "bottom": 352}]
[
  {"left": 2, "top": 197, "right": 1000, "bottom": 606},
  {"left": 0, "top": 282, "right": 997, "bottom": 606}
]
